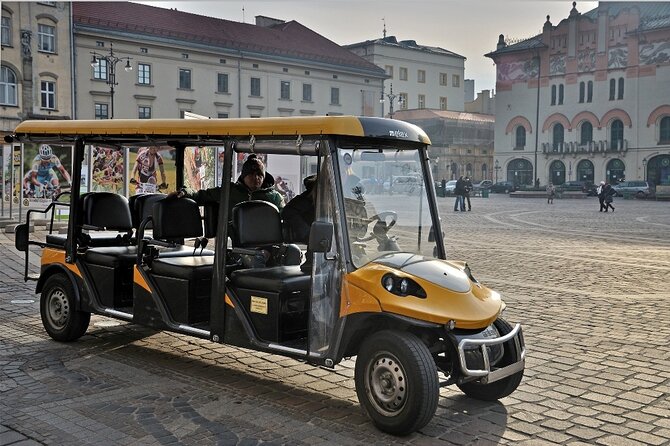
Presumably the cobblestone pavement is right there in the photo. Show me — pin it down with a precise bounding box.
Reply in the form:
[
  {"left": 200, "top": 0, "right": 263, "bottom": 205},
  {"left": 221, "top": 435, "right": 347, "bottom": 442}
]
[{"left": 1, "top": 195, "right": 669, "bottom": 445}]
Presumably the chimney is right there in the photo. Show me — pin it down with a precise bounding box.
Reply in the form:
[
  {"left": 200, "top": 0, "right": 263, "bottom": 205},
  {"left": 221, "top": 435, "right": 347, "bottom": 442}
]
[{"left": 497, "top": 34, "right": 506, "bottom": 50}]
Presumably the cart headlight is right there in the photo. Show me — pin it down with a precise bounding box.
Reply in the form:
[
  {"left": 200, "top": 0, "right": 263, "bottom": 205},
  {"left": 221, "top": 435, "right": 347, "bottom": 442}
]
[{"left": 381, "top": 274, "right": 426, "bottom": 298}]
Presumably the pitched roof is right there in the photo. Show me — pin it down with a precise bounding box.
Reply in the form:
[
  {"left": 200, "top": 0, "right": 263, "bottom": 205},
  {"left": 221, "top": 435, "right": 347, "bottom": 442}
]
[
  {"left": 346, "top": 36, "right": 466, "bottom": 60},
  {"left": 72, "top": 2, "right": 386, "bottom": 76},
  {"left": 394, "top": 109, "right": 494, "bottom": 123},
  {"left": 486, "top": 1, "right": 670, "bottom": 57}
]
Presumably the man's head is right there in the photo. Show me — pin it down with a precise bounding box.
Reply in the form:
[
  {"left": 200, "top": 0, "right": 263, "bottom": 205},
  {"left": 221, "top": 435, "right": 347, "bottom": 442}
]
[{"left": 241, "top": 154, "right": 265, "bottom": 191}]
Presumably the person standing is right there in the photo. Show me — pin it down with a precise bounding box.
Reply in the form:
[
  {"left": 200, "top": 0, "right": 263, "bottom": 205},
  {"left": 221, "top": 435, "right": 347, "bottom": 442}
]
[
  {"left": 454, "top": 176, "right": 466, "bottom": 211},
  {"left": 596, "top": 181, "right": 606, "bottom": 211},
  {"left": 603, "top": 182, "right": 616, "bottom": 212},
  {"left": 463, "top": 176, "right": 473, "bottom": 211},
  {"left": 546, "top": 182, "right": 556, "bottom": 204}
]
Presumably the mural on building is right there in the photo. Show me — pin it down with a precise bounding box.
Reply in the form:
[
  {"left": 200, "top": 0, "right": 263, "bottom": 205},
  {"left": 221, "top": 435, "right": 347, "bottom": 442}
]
[
  {"left": 550, "top": 56, "right": 566, "bottom": 75},
  {"left": 639, "top": 41, "right": 670, "bottom": 65},
  {"left": 577, "top": 50, "right": 596, "bottom": 72},
  {"left": 608, "top": 47, "right": 628, "bottom": 68},
  {"left": 497, "top": 58, "right": 539, "bottom": 82}
]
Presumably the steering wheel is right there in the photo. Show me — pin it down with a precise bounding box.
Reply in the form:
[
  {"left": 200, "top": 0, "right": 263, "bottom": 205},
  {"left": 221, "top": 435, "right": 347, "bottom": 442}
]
[{"left": 358, "top": 211, "right": 397, "bottom": 242}]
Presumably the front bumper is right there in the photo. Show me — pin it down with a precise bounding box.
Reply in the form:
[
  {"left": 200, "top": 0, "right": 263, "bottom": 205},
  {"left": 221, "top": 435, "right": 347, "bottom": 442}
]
[{"left": 456, "top": 324, "right": 525, "bottom": 384}]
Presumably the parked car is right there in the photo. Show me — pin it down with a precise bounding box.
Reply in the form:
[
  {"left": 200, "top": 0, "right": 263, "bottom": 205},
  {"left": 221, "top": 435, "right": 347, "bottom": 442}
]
[
  {"left": 556, "top": 180, "right": 595, "bottom": 195},
  {"left": 473, "top": 180, "right": 493, "bottom": 191},
  {"left": 443, "top": 180, "right": 458, "bottom": 195},
  {"left": 489, "top": 181, "right": 517, "bottom": 193},
  {"left": 612, "top": 180, "right": 651, "bottom": 198},
  {"left": 385, "top": 175, "right": 422, "bottom": 195}
]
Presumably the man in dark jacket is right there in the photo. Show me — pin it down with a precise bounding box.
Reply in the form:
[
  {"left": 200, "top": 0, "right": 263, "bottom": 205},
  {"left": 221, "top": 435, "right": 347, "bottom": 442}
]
[
  {"left": 176, "top": 154, "right": 284, "bottom": 215},
  {"left": 281, "top": 174, "right": 316, "bottom": 244},
  {"left": 453, "top": 176, "right": 466, "bottom": 212}
]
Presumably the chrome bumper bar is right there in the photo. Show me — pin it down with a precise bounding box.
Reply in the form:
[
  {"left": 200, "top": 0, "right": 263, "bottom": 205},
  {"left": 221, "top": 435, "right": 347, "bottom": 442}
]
[{"left": 457, "top": 323, "right": 525, "bottom": 384}]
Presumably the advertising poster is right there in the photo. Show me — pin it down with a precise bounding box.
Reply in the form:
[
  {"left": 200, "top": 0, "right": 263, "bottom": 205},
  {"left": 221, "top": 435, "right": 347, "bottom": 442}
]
[
  {"left": 90, "top": 145, "right": 124, "bottom": 194},
  {"left": 128, "top": 146, "right": 175, "bottom": 195},
  {"left": 22, "top": 143, "right": 73, "bottom": 208},
  {"left": 216, "top": 146, "right": 227, "bottom": 187},
  {"left": 1, "top": 145, "right": 9, "bottom": 207},
  {"left": 184, "top": 146, "right": 216, "bottom": 192},
  {"left": 265, "top": 154, "right": 301, "bottom": 204}
]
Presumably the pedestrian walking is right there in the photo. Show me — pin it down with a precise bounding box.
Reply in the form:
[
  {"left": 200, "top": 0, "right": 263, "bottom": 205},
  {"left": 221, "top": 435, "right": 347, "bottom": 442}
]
[
  {"left": 463, "top": 176, "right": 473, "bottom": 211},
  {"left": 454, "top": 176, "right": 466, "bottom": 211},
  {"left": 596, "top": 180, "right": 606, "bottom": 211},
  {"left": 603, "top": 182, "right": 616, "bottom": 212},
  {"left": 546, "top": 182, "right": 556, "bottom": 204}
]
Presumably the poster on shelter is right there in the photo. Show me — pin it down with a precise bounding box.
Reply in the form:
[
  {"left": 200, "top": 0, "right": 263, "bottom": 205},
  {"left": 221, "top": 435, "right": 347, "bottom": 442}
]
[
  {"left": 22, "top": 143, "right": 73, "bottom": 208},
  {"left": 90, "top": 145, "right": 125, "bottom": 194},
  {"left": 265, "top": 154, "right": 301, "bottom": 204},
  {"left": 184, "top": 146, "right": 216, "bottom": 192},
  {"left": 1, "top": 145, "right": 9, "bottom": 205},
  {"left": 128, "top": 146, "right": 175, "bottom": 195}
]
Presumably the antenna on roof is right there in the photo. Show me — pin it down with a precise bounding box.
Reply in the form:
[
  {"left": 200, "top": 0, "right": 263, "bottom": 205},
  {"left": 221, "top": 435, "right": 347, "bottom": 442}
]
[
  {"left": 242, "top": 5, "right": 245, "bottom": 23},
  {"left": 382, "top": 17, "right": 387, "bottom": 38}
]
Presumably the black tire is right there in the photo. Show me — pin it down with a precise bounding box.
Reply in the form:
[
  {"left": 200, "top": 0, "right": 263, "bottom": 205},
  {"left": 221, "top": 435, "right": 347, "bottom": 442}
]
[
  {"left": 457, "top": 318, "right": 524, "bottom": 401},
  {"left": 40, "top": 274, "right": 90, "bottom": 342},
  {"left": 636, "top": 191, "right": 645, "bottom": 198},
  {"left": 355, "top": 330, "right": 438, "bottom": 436}
]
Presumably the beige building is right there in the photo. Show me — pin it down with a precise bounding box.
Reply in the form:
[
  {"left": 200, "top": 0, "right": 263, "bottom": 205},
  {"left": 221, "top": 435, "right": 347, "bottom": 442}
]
[
  {"left": 72, "top": 2, "right": 386, "bottom": 120},
  {"left": 1, "top": 1, "right": 73, "bottom": 138}
]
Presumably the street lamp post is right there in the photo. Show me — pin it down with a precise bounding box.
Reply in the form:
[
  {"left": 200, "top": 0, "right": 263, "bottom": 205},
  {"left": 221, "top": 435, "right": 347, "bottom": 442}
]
[
  {"left": 494, "top": 159, "right": 501, "bottom": 183},
  {"left": 90, "top": 43, "right": 133, "bottom": 119},
  {"left": 642, "top": 158, "right": 647, "bottom": 181},
  {"left": 380, "top": 83, "right": 404, "bottom": 119}
]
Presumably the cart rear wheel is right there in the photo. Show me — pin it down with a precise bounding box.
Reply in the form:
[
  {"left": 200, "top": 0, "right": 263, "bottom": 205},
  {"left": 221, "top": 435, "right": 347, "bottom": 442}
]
[
  {"left": 457, "top": 318, "right": 524, "bottom": 401},
  {"left": 355, "top": 330, "right": 438, "bottom": 436},
  {"left": 41, "top": 274, "right": 90, "bottom": 342}
]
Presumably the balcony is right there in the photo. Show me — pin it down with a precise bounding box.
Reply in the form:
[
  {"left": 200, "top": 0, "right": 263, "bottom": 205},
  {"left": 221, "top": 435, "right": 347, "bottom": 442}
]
[{"left": 542, "top": 139, "right": 628, "bottom": 157}]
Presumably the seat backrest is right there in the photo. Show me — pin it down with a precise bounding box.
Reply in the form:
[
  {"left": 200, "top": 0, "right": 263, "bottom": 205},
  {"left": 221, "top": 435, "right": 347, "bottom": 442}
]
[
  {"left": 80, "top": 192, "right": 133, "bottom": 231},
  {"left": 152, "top": 198, "right": 203, "bottom": 241},
  {"left": 232, "top": 200, "right": 282, "bottom": 248},
  {"left": 133, "top": 193, "right": 167, "bottom": 229}
]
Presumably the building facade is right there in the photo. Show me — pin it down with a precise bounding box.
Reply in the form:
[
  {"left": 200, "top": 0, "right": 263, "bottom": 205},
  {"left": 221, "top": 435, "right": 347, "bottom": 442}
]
[
  {"left": 1, "top": 1, "right": 73, "bottom": 139},
  {"left": 72, "top": 2, "right": 386, "bottom": 120},
  {"left": 347, "top": 36, "right": 466, "bottom": 115},
  {"left": 486, "top": 1, "right": 670, "bottom": 188}
]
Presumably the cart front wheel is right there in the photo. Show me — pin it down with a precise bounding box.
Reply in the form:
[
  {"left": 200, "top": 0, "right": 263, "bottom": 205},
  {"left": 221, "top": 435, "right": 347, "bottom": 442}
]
[
  {"left": 355, "top": 330, "right": 438, "bottom": 436},
  {"left": 41, "top": 274, "right": 90, "bottom": 342}
]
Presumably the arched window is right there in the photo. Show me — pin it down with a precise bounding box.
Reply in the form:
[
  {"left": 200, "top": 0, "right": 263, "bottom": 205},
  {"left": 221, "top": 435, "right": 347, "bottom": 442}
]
[
  {"left": 587, "top": 81, "right": 593, "bottom": 102},
  {"left": 580, "top": 122, "right": 593, "bottom": 145},
  {"left": 481, "top": 163, "right": 487, "bottom": 179},
  {"left": 552, "top": 123, "right": 564, "bottom": 151},
  {"left": 551, "top": 85, "right": 556, "bottom": 105},
  {"left": 579, "top": 82, "right": 585, "bottom": 103},
  {"left": 558, "top": 84, "right": 564, "bottom": 105},
  {"left": 606, "top": 158, "right": 625, "bottom": 183},
  {"left": 609, "top": 79, "right": 616, "bottom": 100},
  {"left": 660, "top": 116, "right": 670, "bottom": 143},
  {"left": 0, "top": 65, "right": 17, "bottom": 105},
  {"left": 515, "top": 126, "right": 526, "bottom": 149},
  {"left": 610, "top": 119, "right": 624, "bottom": 150},
  {"left": 576, "top": 160, "right": 594, "bottom": 183},
  {"left": 466, "top": 163, "right": 473, "bottom": 177},
  {"left": 550, "top": 160, "right": 566, "bottom": 185},
  {"left": 507, "top": 158, "right": 533, "bottom": 186},
  {"left": 618, "top": 77, "right": 624, "bottom": 100}
]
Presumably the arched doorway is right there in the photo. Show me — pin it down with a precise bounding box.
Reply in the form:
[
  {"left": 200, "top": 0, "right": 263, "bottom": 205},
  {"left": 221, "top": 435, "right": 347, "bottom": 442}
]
[
  {"left": 606, "top": 159, "right": 625, "bottom": 183},
  {"left": 646, "top": 154, "right": 670, "bottom": 186},
  {"left": 507, "top": 159, "right": 533, "bottom": 186},
  {"left": 549, "top": 160, "right": 566, "bottom": 185},
  {"left": 576, "top": 159, "right": 594, "bottom": 183}
]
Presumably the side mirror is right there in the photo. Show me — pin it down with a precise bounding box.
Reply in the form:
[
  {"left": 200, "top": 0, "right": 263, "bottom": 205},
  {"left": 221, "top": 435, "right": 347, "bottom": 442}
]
[
  {"left": 308, "top": 221, "right": 333, "bottom": 253},
  {"left": 14, "top": 223, "right": 29, "bottom": 252}
]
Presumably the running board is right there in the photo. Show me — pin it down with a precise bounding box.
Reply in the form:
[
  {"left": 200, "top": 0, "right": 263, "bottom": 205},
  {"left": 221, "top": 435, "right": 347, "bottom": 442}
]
[
  {"left": 103, "top": 309, "right": 133, "bottom": 320},
  {"left": 177, "top": 325, "right": 210, "bottom": 337},
  {"left": 268, "top": 343, "right": 307, "bottom": 356}
]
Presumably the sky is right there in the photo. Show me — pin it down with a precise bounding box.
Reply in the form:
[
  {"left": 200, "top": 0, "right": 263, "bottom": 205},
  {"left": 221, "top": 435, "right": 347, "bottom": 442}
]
[{"left": 139, "top": 0, "right": 600, "bottom": 92}]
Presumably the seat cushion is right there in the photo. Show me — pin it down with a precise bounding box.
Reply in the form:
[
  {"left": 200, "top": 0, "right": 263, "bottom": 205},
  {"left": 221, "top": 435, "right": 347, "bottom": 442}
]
[
  {"left": 151, "top": 256, "right": 214, "bottom": 280},
  {"left": 230, "top": 266, "right": 310, "bottom": 293},
  {"left": 84, "top": 246, "right": 137, "bottom": 267}
]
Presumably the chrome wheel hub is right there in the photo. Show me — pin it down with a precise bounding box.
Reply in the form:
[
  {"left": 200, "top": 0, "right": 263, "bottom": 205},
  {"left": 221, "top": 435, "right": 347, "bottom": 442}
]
[
  {"left": 366, "top": 352, "right": 407, "bottom": 415},
  {"left": 47, "top": 289, "right": 69, "bottom": 329}
]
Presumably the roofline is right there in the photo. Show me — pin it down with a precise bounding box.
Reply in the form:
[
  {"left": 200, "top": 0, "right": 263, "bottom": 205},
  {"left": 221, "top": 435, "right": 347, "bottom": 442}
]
[{"left": 345, "top": 39, "right": 466, "bottom": 60}]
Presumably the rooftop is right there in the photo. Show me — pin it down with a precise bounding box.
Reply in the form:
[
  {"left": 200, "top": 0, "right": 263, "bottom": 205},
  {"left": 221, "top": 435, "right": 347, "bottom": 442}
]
[{"left": 346, "top": 36, "right": 466, "bottom": 60}]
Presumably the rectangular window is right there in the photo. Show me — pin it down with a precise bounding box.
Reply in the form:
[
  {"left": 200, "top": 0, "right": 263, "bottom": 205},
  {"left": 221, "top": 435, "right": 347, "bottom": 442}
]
[
  {"left": 452, "top": 74, "right": 460, "bottom": 87},
  {"left": 217, "top": 73, "right": 229, "bottom": 93},
  {"left": 439, "top": 96, "right": 447, "bottom": 110},
  {"left": 40, "top": 80, "right": 55, "bottom": 109},
  {"left": 587, "top": 81, "right": 593, "bottom": 102},
  {"left": 217, "top": 112, "right": 229, "bottom": 118},
  {"left": 418, "top": 94, "right": 425, "bottom": 109},
  {"left": 138, "top": 63, "right": 151, "bottom": 85},
  {"left": 280, "top": 80, "right": 291, "bottom": 100},
  {"left": 418, "top": 70, "right": 426, "bottom": 83},
  {"left": 385, "top": 65, "right": 393, "bottom": 78},
  {"left": 399, "top": 93, "right": 408, "bottom": 109},
  {"left": 250, "top": 77, "right": 261, "bottom": 96},
  {"left": 330, "top": 87, "right": 340, "bottom": 105},
  {"left": 399, "top": 67, "right": 408, "bottom": 81},
  {"left": 179, "top": 68, "right": 191, "bottom": 89},
  {"left": 138, "top": 106, "right": 151, "bottom": 119},
  {"left": 1, "top": 16, "right": 11, "bottom": 46},
  {"left": 579, "top": 82, "right": 585, "bottom": 103},
  {"left": 439, "top": 73, "right": 448, "bottom": 86},
  {"left": 37, "top": 23, "right": 55, "bottom": 53},
  {"left": 302, "top": 83, "right": 312, "bottom": 101},
  {"left": 93, "top": 58, "right": 108, "bottom": 80},
  {"left": 94, "top": 103, "right": 109, "bottom": 119}
]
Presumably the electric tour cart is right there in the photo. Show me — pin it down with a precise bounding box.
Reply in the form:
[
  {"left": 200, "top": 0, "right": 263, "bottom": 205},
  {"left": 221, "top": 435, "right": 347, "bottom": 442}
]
[{"left": 9, "top": 116, "right": 525, "bottom": 435}]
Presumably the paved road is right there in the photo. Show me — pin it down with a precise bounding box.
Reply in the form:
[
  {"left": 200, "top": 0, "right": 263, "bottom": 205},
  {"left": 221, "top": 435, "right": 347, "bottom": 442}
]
[{"left": 1, "top": 195, "right": 669, "bottom": 445}]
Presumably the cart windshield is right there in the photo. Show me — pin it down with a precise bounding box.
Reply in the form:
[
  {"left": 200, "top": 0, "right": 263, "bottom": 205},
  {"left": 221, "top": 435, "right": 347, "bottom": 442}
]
[{"left": 337, "top": 147, "right": 440, "bottom": 268}]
